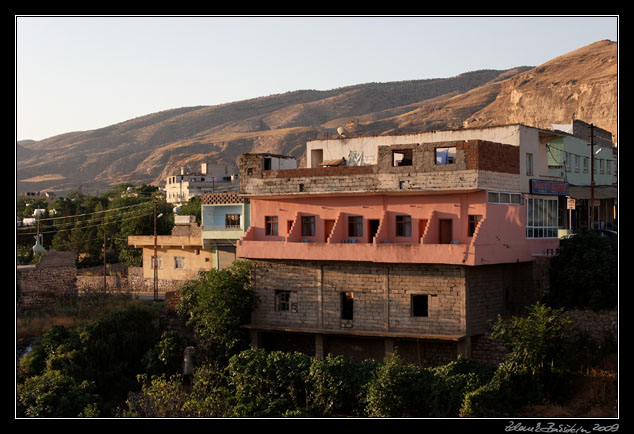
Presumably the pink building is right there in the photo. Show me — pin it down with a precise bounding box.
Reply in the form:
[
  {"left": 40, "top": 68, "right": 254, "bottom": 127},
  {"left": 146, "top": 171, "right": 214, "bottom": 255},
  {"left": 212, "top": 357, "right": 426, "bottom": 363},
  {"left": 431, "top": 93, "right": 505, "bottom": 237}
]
[{"left": 237, "top": 131, "right": 564, "bottom": 365}]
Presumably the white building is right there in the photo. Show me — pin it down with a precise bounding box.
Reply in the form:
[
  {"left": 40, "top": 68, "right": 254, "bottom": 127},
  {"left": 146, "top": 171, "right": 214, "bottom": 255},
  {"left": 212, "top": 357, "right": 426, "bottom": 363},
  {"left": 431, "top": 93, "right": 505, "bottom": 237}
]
[{"left": 164, "top": 163, "right": 239, "bottom": 205}]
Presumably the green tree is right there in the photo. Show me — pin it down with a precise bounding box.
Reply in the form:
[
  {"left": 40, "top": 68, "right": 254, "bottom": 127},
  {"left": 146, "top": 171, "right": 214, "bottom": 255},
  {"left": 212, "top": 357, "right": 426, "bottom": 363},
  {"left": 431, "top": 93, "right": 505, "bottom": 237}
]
[
  {"left": 177, "top": 196, "right": 202, "bottom": 222},
  {"left": 546, "top": 230, "right": 617, "bottom": 310},
  {"left": 176, "top": 260, "right": 258, "bottom": 364}
]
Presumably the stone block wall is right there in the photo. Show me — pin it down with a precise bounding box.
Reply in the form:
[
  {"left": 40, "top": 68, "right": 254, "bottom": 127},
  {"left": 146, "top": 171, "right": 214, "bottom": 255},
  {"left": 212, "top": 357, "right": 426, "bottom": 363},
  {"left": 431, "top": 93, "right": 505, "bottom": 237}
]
[{"left": 16, "top": 251, "right": 78, "bottom": 311}]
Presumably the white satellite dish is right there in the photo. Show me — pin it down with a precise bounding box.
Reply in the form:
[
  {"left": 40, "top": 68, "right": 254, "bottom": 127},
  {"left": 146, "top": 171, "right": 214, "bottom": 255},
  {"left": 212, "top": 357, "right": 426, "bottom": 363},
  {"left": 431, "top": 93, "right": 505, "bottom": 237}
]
[{"left": 337, "top": 127, "right": 346, "bottom": 137}]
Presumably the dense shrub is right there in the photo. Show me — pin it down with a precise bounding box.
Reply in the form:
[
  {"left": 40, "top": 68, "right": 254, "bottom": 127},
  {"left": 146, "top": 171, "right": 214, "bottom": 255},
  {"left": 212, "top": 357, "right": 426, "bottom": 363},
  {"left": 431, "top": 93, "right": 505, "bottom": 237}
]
[
  {"left": 142, "top": 331, "right": 190, "bottom": 378},
  {"left": 546, "top": 230, "right": 617, "bottom": 310},
  {"left": 307, "top": 354, "right": 379, "bottom": 416},
  {"left": 17, "top": 370, "right": 100, "bottom": 417},
  {"left": 176, "top": 261, "right": 258, "bottom": 364}
]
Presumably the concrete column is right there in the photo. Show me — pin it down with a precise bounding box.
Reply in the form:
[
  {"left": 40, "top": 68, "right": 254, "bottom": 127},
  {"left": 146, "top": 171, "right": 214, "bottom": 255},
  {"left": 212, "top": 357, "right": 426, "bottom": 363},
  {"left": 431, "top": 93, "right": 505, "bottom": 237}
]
[
  {"left": 315, "top": 334, "right": 324, "bottom": 359},
  {"left": 457, "top": 336, "right": 472, "bottom": 359},
  {"left": 250, "top": 330, "right": 261, "bottom": 348},
  {"left": 384, "top": 338, "right": 395, "bottom": 360}
]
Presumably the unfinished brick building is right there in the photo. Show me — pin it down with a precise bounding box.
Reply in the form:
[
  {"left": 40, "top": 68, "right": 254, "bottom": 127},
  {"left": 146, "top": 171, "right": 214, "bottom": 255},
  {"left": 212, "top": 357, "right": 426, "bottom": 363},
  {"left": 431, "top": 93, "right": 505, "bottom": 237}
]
[{"left": 237, "top": 126, "right": 564, "bottom": 366}]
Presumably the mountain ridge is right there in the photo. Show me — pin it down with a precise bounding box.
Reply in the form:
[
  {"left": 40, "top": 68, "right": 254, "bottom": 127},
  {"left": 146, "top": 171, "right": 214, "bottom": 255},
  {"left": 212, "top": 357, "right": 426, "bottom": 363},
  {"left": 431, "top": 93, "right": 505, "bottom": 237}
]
[{"left": 16, "top": 40, "right": 617, "bottom": 195}]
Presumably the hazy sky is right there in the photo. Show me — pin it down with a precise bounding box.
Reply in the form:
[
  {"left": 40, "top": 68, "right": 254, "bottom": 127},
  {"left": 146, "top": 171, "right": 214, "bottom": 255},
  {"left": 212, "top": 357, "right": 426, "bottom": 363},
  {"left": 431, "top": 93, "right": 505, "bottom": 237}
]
[{"left": 15, "top": 15, "right": 618, "bottom": 141}]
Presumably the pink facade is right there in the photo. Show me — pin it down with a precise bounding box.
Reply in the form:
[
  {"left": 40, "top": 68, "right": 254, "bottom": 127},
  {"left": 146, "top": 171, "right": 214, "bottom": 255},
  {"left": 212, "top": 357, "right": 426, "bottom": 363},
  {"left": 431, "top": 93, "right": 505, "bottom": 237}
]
[{"left": 237, "top": 191, "right": 559, "bottom": 266}]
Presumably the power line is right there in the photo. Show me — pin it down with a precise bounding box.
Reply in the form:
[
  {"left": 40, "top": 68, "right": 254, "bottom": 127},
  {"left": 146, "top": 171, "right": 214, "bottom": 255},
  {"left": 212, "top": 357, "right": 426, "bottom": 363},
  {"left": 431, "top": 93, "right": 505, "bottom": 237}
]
[{"left": 24, "top": 201, "right": 153, "bottom": 223}]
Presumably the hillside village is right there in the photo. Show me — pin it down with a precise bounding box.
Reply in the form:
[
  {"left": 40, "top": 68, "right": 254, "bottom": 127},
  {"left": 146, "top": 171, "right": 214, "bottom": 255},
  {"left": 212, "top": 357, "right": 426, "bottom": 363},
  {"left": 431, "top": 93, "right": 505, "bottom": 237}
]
[
  {"left": 18, "top": 118, "right": 617, "bottom": 357},
  {"left": 16, "top": 40, "right": 618, "bottom": 419}
]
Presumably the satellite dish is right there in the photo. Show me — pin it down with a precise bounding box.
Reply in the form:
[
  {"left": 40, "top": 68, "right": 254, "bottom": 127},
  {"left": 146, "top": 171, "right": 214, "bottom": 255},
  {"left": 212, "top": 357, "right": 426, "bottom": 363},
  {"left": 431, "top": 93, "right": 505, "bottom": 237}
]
[{"left": 337, "top": 127, "right": 346, "bottom": 137}]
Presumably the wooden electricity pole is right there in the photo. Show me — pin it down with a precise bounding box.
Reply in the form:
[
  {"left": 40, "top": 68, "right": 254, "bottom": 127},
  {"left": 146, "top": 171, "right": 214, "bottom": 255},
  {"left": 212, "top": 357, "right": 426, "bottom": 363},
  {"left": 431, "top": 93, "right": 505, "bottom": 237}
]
[
  {"left": 589, "top": 124, "right": 595, "bottom": 230},
  {"left": 153, "top": 200, "right": 158, "bottom": 302}
]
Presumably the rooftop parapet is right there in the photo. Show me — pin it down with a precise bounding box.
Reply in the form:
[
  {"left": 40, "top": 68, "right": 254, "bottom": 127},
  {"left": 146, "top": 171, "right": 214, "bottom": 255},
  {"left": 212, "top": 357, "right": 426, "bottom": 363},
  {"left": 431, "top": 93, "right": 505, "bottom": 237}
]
[{"left": 239, "top": 140, "right": 521, "bottom": 197}]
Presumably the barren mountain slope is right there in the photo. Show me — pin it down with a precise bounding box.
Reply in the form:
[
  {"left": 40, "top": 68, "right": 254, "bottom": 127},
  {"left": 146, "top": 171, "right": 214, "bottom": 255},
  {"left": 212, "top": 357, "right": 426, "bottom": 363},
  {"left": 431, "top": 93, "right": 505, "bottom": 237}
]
[{"left": 16, "top": 40, "right": 617, "bottom": 195}]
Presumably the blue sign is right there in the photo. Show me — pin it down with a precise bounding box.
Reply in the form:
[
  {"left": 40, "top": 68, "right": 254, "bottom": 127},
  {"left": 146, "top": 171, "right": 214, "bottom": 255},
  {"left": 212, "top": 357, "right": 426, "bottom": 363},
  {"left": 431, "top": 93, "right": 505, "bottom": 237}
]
[{"left": 530, "top": 179, "right": 569, "bottom": 195}]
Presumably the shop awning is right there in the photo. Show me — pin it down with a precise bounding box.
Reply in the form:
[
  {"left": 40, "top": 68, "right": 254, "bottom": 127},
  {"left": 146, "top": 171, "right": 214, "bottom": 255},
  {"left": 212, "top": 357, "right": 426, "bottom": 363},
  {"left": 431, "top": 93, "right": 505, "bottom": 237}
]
[{"left": 568, "top": 185, "right": 618, "bottom": 200}]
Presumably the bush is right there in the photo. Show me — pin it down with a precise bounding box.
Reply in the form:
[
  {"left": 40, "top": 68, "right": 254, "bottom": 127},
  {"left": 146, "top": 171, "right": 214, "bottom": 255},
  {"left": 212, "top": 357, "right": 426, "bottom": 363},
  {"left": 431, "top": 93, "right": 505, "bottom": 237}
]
[
  {"left": 142, "top": 331, "right": 190, "bottom": 378},
  {"left": 307, "top": 354, "right": 379, "bottom": 416},
  {"left": 547, "top": 230, "right": 617, "bottom": 310},
  {"left": 17, "top": 370, "right": 100, "bottom": 417},
  {"left": 176, "top": 260, "right": 258, "bottom": 364}
]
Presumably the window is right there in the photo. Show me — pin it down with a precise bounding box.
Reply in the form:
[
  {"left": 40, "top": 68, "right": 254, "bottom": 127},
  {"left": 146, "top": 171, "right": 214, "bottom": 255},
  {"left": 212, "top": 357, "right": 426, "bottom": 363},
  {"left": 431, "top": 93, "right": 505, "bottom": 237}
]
[
  {"left": 411, "top": 295, "right": 429, "bottom": 317},
  {"left": 225, "top": 214, "right": 241, "bottom": 229},
  {"left": 526, "top": 197, "right": 558, "bottom": 239},
  {"left": 301, "top": 216, "right": 315, "bottom": 236},
  {"left": 341, "top": 292, "right": 354, "bottom": 320},
  {"left": 275, "top": 290, "right": 298, "bottom": 312},
  {"left": 468, "top": 215, "right": 482, "bottom": 237},
  {"left": 599, "top": 159, "right": 604, "bottom": 174},
  {"left": 150, "top": 256, "right": 162, "bottom": 269},
  {"left": 392, "top": 149, "right": 413, "bottom": 166},
  {"left": 265, "top": 216, "right": 278, "bottom": 236},
  {"left": 565, "top": 152, "right": 570, "bottom": 172},
  {"left": 526, "top": 153, "right": 534, "bottom": 176},
  {"left": 435, "top": 147, "right": 456, "bottom": 165},
  {"left": 174, "top": 256, "right": 185, "bottom": 269},
  {"left": 348, "top": 216, "right": 363, "bottom": 237},
  {"left": 575, "top": 155, "right": 580, "bottom": 172},
  {"left": 396, "top": 215, "right": 411, "bottom": 237},
  {"left": 488, "top": 191, "right": 522, "bottom": 205},
  {"left": 264, "top": 157, "right": 272, "bottom": 170},
  {"left": 607, "top": 160, "right": 612, "bottom": 175},
  {"left": 583, "top": 157, "right": 588, "bottom": 173}
]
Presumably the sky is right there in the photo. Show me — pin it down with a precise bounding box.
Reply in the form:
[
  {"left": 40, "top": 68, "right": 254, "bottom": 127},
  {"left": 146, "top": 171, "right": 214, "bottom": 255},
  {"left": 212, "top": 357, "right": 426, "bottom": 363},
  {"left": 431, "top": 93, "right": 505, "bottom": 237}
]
[{"left": 15, "top": 15, "right": 618, "bottom": 142}]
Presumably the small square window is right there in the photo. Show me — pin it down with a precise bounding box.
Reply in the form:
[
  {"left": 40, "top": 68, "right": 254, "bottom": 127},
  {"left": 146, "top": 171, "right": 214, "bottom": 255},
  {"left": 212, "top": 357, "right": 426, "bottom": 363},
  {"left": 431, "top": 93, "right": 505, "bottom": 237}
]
[
  {"left": 435, "top": 147, "right": 456, "bottom": 165},
  {"left": 411, "top": 295, "right": 428, "bottom": 317},
  {"left": 275, "top": 290, "right": 297, "bottom": 312},
  {"left": 392, "top": 149, "right": 413, "bottom": 166},
  {"left": 225, "top": 214, "right": 241, "bottom": 229}
]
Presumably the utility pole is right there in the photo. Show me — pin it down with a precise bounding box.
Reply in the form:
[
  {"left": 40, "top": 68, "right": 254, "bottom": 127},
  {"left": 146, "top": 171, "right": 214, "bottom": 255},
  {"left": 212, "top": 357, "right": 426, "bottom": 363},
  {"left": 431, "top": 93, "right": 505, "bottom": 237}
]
[
  {"left": 589, "top": 124, "right": 595, "bottom": 230},
  {"left": 103, "top": 232, "right": 107, "bottom": 292},
  {"left": 153, "top": 199, "right": 158, "bottom": 302}
]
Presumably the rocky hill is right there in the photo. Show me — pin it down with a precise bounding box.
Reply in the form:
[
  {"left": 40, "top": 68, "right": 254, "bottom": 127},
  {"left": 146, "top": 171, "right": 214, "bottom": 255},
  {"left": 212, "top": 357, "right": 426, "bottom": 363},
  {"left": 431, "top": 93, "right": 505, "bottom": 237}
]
[{"left": 16, "top": 40, "right": 617, "bottom": 195}]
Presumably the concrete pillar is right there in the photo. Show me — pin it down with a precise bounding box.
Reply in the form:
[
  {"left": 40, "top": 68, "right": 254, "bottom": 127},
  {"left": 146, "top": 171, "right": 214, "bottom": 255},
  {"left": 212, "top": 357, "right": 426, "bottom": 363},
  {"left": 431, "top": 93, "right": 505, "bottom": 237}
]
[
  {"left": 250, "top": 329, "right": 261, "bottom": 348},
  {"left": 384, "top": 338, "right": 395, "bottom": 360},
  {"left": 457, "top": 336, "right": 472, "bottom": 359},
  {"left": 315, "top": 334, "right": 324, "bottom": 359}
]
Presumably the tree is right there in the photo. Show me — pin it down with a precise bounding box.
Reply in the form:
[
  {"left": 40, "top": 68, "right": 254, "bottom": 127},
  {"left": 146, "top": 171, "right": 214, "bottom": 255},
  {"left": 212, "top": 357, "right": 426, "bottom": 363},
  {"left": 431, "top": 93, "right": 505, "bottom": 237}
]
[
  {"left": 546, "top": 230, "right": 617, "bottom": 310},
  {"left": 176, "top": 260, "right": 258, "bottom": 364}
]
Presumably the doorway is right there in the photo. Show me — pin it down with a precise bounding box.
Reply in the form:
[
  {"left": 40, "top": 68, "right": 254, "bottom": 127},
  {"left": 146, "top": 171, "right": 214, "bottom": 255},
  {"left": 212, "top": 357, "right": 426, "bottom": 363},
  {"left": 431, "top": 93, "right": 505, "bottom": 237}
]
[
  {"left": 324, "top": 219, "right": 335, "bottom": 242},
  {"left": 439, "top": 219, "right": 452, "bottom": 244},
  {"left": 368, "top": 219, "right": 380, "bottom": 242}
]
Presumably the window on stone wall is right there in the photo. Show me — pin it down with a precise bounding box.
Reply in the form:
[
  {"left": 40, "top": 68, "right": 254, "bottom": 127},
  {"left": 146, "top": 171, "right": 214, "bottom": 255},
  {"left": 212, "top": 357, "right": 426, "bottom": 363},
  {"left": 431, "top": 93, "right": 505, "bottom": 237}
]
[
  {"left": 275, "top": 290, "right": 297, "bottom": 312},
  {"left": 174, "top": 256, "right": 185, "bottom": 269},
  {"left": 396, "top": 215, "right": 411, "bottom": 237},
  {"left": 341, "top": 292, "right": 354, "bottom": 320},
  {"left": 265, "top": 216, "right": 278, "bottom": 236},
  {"left": 435, "top": 147, "right": 456, "bottom": 165},
  {"left": 392, "top": 149, "right": 413, "bottom": 166},
  {"left": 411, "top": 294, "right": 429, "bottom": 317}
]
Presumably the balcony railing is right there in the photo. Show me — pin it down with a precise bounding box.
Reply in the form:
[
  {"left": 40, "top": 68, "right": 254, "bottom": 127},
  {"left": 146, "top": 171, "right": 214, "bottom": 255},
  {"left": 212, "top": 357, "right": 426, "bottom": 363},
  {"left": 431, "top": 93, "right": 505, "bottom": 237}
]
[{"left": 203, "top": 224, "right": 242, "bottom": 231}]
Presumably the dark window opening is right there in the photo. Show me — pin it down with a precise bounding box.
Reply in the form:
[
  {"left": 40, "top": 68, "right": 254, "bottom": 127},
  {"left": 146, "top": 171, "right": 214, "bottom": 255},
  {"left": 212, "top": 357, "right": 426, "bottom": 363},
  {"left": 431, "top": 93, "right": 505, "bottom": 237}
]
[
  {"left": 341, "top": 292, "right": 354, "bottom": 320},
  {"left": 468, "top": 215, "right": 482, "bottom": 237},
  {"left": 225, "top": 214, "right": 241, "bottom": 229},
  {"left": 392, "top": 149, "right": 413, "bottom": 166},
  {"left": 275, "top": 290, "right": 297, "bottom": 312},
  {"left": 411, "top": 295, "right": 429, "bottom": 317},
  {"left": 348, "top": 216, "right": 363, "bottom": 237},
  {"left": 264, "top": 157, "right": 272, "bottom": 170},
  {"left": 396, "top": 215, "right": 412, "bottom": 237},
  {"left": 301, "top": 216, "right": 315, "bottom": 236},
  {"left": 265, "top": 216, "right": 278, "bottom": 236}
]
